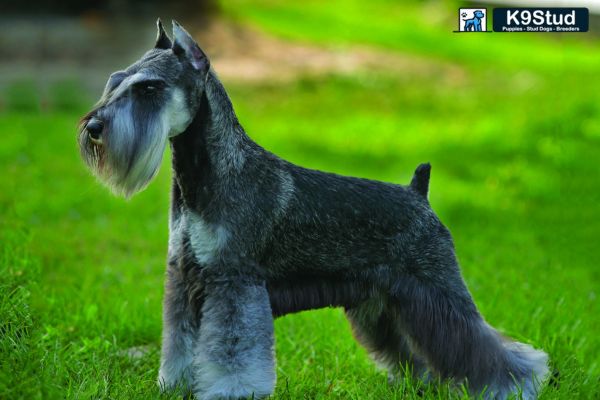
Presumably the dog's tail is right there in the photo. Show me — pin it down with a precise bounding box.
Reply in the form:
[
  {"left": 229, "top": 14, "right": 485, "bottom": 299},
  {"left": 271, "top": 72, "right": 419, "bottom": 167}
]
[{"left": 409, "top": 162, "right": 431, "bottom": 199}]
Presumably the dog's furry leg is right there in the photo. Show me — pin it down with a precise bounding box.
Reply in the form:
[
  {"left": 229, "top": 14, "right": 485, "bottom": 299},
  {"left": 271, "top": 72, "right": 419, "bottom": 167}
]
[
  {"left": 158, "top": 263, "right": 198, "bottom": 394},
  {"left": 192, "top": 278, "right": 276, "bottom": 400},
  {"left": 345, "top": 298, "right": 429, "bottom": 383},
  {"left": 391, "top": 226, "right": 549, "bottom": 399}
]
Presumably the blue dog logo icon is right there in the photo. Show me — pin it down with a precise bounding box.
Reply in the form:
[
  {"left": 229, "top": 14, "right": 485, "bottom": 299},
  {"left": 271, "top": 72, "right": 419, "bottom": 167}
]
[
  {"left": 463, "top": 10, "right": 485, "bottom": 31},
  {"left": 458, "top": 8, "right": 488, "bottom": 32}
]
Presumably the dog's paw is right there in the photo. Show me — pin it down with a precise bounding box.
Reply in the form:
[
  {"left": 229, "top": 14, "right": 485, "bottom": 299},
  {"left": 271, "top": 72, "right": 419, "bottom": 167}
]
[{"left": 158, "top": 368, "right": 193, "bottom": 397}]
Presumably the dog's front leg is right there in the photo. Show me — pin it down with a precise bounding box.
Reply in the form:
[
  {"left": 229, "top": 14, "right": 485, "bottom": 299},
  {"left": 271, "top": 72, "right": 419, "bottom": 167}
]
[
  {"left": 158, "top": 265, "right": 199, "bottom": 394},
  {"left": 192, "top": 277, "right": 276, "bottom": 400}
]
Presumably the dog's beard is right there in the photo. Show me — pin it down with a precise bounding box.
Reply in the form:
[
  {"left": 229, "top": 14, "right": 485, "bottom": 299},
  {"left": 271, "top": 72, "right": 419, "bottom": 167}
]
[{"left": 79, "top": 102, "right": 170, "bottom": 198}]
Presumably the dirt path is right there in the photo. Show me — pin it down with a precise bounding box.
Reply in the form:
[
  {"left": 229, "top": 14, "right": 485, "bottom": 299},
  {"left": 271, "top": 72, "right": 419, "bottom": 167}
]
[{"left": 195, "top": 19, "right": 464, "bottom": 83}]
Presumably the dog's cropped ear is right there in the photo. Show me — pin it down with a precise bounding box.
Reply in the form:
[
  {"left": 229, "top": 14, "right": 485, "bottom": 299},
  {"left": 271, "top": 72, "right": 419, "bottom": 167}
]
[
  {"left": 155, "top": 19, "right": 172, "bottom": 49},
  {"left": 172, "top": 20, "right": 210, "bottom": 72}
]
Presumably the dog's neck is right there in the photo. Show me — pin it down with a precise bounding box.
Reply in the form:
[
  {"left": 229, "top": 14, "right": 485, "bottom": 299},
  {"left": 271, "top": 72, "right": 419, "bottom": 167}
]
[{"left": 170, "top": 70, "right": 252, "bottom": 211}]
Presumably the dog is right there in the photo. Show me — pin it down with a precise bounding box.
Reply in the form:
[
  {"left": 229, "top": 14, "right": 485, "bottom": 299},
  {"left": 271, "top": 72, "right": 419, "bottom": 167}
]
[
  {"left": 463, "top": 10, "right": 485, "bottom": 31},
  {"left": 78, "top": 20, "right": 550, "bottom": 399}
]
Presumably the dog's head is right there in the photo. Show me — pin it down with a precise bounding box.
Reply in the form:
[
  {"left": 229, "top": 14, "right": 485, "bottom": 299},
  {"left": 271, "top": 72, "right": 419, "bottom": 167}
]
[
  {"left": 78, "top": 20, "right": 210, "bottom": 197},
  {"left": 473, "top": 10, "right": 485, "bottom": 19}
]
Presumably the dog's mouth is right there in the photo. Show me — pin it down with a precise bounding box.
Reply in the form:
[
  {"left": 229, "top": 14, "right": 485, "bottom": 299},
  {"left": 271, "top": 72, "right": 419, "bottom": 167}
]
[
  {"left": 77, "top": 107, "right": 169, "bottom": 198},
  {"left": 80, "top": 134, "right": 106, "bottom": 172},
  {"left": 84, "top": 117, "right": 105, "bottom": 145},
  {"left": 78, "top": 115, "right": 107, "bottom": 174},
  {"left": 89, "top": 133, "right": 103, "bottom": 145}
]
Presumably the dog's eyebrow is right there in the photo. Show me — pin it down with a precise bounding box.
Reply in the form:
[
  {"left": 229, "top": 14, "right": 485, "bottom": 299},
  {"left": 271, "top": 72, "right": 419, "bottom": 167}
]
[{"left": 107, "top": 72, "right": 163, "bottom": 104}]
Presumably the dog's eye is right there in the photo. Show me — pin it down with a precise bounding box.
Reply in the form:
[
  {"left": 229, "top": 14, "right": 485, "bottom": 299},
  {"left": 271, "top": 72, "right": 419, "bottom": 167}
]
[{"left": 134, "top": 80, "right": 165, "bottom": 95}]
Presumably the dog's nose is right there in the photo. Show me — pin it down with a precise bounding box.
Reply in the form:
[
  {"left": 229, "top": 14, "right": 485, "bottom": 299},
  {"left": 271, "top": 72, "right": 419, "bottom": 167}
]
[{"left": 86, "top": 118, "right": 104, "bottom": 143}]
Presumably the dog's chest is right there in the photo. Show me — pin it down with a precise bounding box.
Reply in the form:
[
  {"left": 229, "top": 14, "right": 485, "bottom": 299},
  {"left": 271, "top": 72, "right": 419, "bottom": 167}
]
[{"left": 169, "top": 211, "right": 228, "bottom": 266}]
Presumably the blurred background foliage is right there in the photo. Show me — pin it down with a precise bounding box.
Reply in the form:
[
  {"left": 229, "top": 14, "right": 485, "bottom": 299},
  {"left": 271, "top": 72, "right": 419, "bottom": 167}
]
[{"left": 0, "top": 0, "right": 599, "bottom": 398}]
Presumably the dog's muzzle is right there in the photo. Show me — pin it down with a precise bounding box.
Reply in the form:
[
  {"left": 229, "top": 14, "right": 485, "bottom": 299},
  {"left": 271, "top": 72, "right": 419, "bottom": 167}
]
[{"left": 85, "top": 117, "right": 104, "bottom": 144}]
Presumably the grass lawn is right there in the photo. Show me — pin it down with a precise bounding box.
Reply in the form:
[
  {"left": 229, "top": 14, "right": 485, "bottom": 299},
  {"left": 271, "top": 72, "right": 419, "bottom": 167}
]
[{"left": 1, "top": 1, "right": 599, "bottom": 398}]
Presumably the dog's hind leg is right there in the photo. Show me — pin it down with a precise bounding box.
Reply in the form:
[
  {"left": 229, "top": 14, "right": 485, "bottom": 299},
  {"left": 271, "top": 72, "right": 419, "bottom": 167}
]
[
  {"left": 345, "top": 297, "right": 429, "bottom": 383},
  {"left": 391, "top": 227, "right": 549, "bottom": 399}
]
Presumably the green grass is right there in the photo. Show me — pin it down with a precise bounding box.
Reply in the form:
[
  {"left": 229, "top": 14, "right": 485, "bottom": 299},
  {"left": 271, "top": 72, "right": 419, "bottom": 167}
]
[{"left": 1, "top": 1, "right": 600, "bottom": 398}]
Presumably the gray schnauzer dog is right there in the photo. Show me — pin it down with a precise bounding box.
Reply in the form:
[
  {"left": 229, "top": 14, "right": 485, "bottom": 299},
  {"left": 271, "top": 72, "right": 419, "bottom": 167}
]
[{"left": 78, "top": 20, "right": 550, "bottom": 400}]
